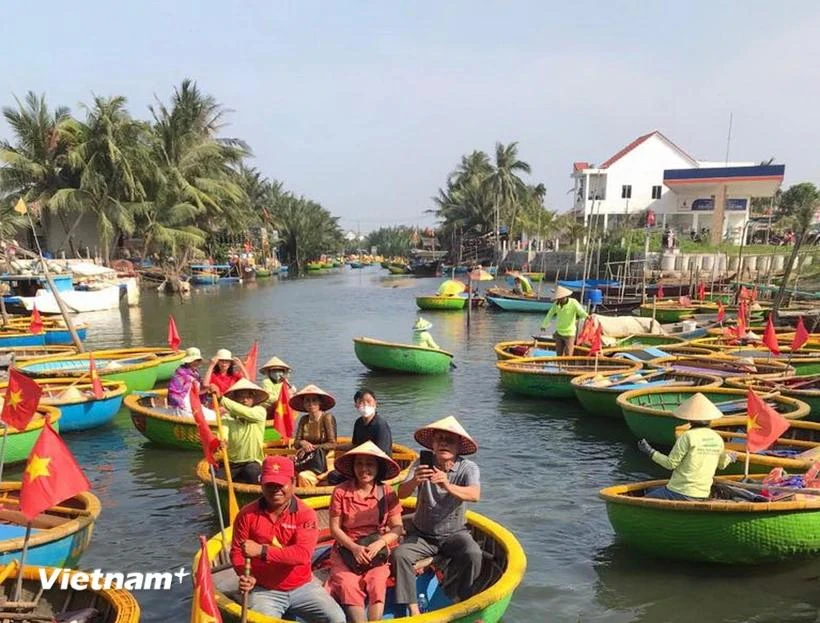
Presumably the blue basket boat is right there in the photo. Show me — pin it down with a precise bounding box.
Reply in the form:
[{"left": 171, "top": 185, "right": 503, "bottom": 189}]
[{"left": 43, "top": 325, "right": 88, "bottom": 345}]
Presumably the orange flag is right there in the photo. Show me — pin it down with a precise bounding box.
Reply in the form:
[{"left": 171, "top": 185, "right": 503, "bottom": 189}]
[
  {"left": 190, "top": 385, "right": 219, "bottom": 466},
  {"left": 762, "top": 314, "right": 780, "bottom": 356},
  {"left": 88, "top": 354, "right": 105, "bottom": 400},
  {"left": 791, "top": 317, "right": 809, "bottom": 351},
  {"left": 716, "top": 301, "right": 726, "bottom": 322},
  {"left": 577, "top": 317, "right": 594, "bottom": 346},
  {"left": 273, "top": 382, "right": 295, "bottom": 440},
  {"left": 168, "top": 315, "right": 182, "bottom": 351},
  {"left": 19, "top": 421, "right": 91, "bottom": 521},
  {"left": 243, "top": 342, "right": 259, "bottom": 382},
  {"left": 746, "top": 390, "right": 790, "bottom": 453},
  {"left": 28, "top": 305, "right": 43, "bottom": 335},
  {"left": 697, "top": 282, "right": 705, "bottom": 301},
  {"left": 191, "top": 535, "right": 224, "bottom": 623},
  {"left": 1, "top": 369, "right": 43, "bottom": 431}
]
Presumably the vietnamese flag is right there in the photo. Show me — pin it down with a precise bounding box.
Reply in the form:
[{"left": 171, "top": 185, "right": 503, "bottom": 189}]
[
  {"left": 697, "top": 282, "right": 706, "bottom": 301},
  {"left": 717, "top": 301, "right": 726, "bottom": 322},
  {"left": 678, "top": 295, "right": 692, "bottom": 307},
  {"left": 273, "top": 382, "right": 295, "bottom": 440},
  {"left": 191, "top": 535, "right": 224, "bottom": 623},
  {"left": 168, "top": 315, "right": 182, "bottom": 351},
  {"left": 1, "top": 369, "right": 43, "bottom": 431},
  {"left": 243, "top": 341, "right": 259, "bottom": 382},
  {"left": 762, "top": 314, "right": 780, "bottom": 356},
  {"left": 190, "top": 384, "right": 219, "bottom": 466},
  {"left": 746, "top": 390, "right": 790, "bottom": 453},
  {"left": 656, "top": 284, "right": 664, "bottom": 299},
  {"left": 791, "top": 317, "right": 810, "bottom": 351},
  {"left": 19, "top": 421, "right": 91, "bottom": 521},
  {"left": 588, "top": 323, "right": 603, "bottom": 356},
  {"left": 578, "top": 317, "right": 594, "bottom": 346},
  {"left": 88, "top": 354, "right": 105, "bottom": 400},
  {"left": 28, "top": 305, "right": 43, "bottom": 335}
]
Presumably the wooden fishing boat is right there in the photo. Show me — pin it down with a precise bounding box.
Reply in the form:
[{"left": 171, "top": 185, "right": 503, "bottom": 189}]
[
  {"left": 572, "top": 370, "right": 723, "bottom": 419},
  {"left": 0, "top": 331, "right": 45, "bottom": 348},
  {"left": 200, "top": 497, "right": 526, "bottom": 623},
  {"left": 0, "top": 406, "right": 61, "bottom": 465},
  {"left": 17, "top": 352, "right": 160, "bottom": 394},
  {"left": 0, "top": 346, "right": 78, "bottom": 369},
  {"left": 197, "top": 439, "right": 418, "bottom": 524},
  {"left": 4, "top": 319, "right": 89, "bottom": 346},
  {"left": 600, "top": 474, "right": 820, "bottom": 564},
  {"left": 91, "top": 346, "right": 184, "bottom": 381},
  {"left": 0, "top": 565, "right": 140, "bottom": 622},
  {"left": 125, "top": 389, "right": 282, "bottom": 450},
  {"left": 0, "top": 378, "right": 126, "bottom": 433},
  {"left": 646, "top": 355, "right": 793, "bottom": 378},
  {"left": 725, "top": 374, "right": 820, "bottom": 422},
  {"left": 617, "top": 386, "right": 810, "bottom": 446},
  {"left": 638, "top": 301, "right": 695, "bottom": 323},
  {"left": 497, "top": 356, "right": 640, "bottom": 399},
  {"left": 485, "top": 295, "right": 552, "bottom": 313},
  {"left": 415, "top": 295, "right": 467, "bottom": 311},
  {"left": 0, "top": 483, "right": 99, "bottom": 568},
  {"left": 353, "top": 337, "right": 454, "bottom": 375}
]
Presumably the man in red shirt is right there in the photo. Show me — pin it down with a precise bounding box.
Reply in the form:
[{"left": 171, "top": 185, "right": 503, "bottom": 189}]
[{"left": 231, "top": 456, "right": 345, "bottom": 622}]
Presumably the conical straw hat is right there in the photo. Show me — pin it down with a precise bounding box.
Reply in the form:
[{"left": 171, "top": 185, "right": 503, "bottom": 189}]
[
  {"left": 553, "top": 286, "right": 573, "bottom": 300},
  {"left": 413, "top": 317, "right": 433, "bottom": 332},
  {"left": 288, "top": 383, "right": 336, "bottom": 411},
  {"left": 414, "top": 416, "right": 478, "bottom": 455},
  {"left": 334, "top": 441, "right": 401, "bottom": 481},
  {"left": 673, "top": 392, "right": 724, "bottom": 422},
  {"left": 224, "top": 378, "right": 269, "bottom": 405},
  {"left": 259, "top": 356, "right": 291, "bottom": 373}
]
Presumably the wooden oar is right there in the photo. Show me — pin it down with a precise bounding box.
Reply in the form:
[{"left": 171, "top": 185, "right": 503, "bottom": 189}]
[
  {"left": 240, "top": 557, "right": 252, "bottom": 623},
  {"left": 714, "top": 478, "right": 820, "bottom": 497},
  {"left": 213, "top": 395, "right": 240, "bottom": 524}
]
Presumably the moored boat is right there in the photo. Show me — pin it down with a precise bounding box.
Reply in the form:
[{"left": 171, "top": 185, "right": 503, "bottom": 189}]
[
  {"left": 18, "top": 378, "right": 126, "bottom": 432},
  {"left": 638, "top": 301, "right": 695, "bottom": 323},
  {"left": 353, "top": 337, "right": 454, "bottom": 375},
  {"left": 0, "top": 330, "right": 45, "bottom": 347},
  {"left": 200, "top": 497, "right": 526, "bottom": 623},
  {"left": 724, "top": 373, "right": 820, "bottom": 422},
  {"left": 0, "top": 345, "right": 77, "bottom": 369},
  {"left": 497, "top": 356, "right": 641, "bottom": 399},
  {"left": 0, "top": 406, "right": 61, "bottom": 465},
  {"left": 647, "top": 355, "right": 793, "bottom": 378},
  {"left": 0, "top": 482, "right": 99, "bottom": 568},
  {"left": 485, "top": 295, "right": 552, "bottom": 313},
  {"left": 617, "top": 386, "right": 810, "bottom": 446},
  {"left": 17, "top": 352, "right": 160, "bottom": 394},
  {"left": 415, "top": 295, "right": 467, "bottom": 311},
  {"left": 91, "top": 346, "right": 184, "bottom": 381},
  {"left": 600, "top": 474, "right": 820, "bottom": 564},
  {"left": 721, "top": 348, "right": 820, "bottom": 376},
  {"left": 125, "top": 389, "right": 282, "bottom": 449}
]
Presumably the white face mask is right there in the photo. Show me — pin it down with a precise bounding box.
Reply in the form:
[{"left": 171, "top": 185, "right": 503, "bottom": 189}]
[{"left": 358, "top": 405, "right": 376, "bottom": 418}]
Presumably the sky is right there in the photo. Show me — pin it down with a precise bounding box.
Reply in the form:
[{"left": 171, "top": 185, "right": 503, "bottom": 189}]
[{"left": 2, "top": 1, "right": 819, "bottom": 233}]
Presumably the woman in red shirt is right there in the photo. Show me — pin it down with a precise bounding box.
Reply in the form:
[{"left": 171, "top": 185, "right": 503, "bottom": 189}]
[
  {"left": 327, "top": 442, "right": 403, "bottom": 622},
  {"left": 204, "top": 348, "right": 248, "bottom": 397}
]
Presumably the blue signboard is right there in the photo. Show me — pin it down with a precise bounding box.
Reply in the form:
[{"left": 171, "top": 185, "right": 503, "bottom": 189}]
[{"left": 690, "top": 198, "right": 748, "bottom": 211}]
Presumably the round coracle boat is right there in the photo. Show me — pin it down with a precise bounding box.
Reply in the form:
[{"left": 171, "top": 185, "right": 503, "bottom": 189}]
[
  {"left": 353, "top": 337, "right": 454, "bottom": 375},
  {"left": 497, "top": 356, "right": 641, "bottom": 399},
  {"left": 646, "top": 355, "right": 793, "bottom": 379},
  {"left": 0, "top": 405, "right": 61, "bottom": 465},
  {"left": 16, "top": 352, "right": 160, "bottom": 393},
  {"left": 91, "top": 346, "right": 185, "bottom": 381},
  {"left": 724, "top": 373, "right": 820, "bottom": 422}
]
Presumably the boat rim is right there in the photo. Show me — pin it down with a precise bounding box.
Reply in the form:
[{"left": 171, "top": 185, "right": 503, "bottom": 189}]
[
  {"left": 18, "top": 352, "right": 160, "bottom": 375},
  {"left": 353, "top": 337, "right": 454, "bottom": 359},
  {"left": 571, "top": 370, "right": 723, "bottom": 393},
  {"left": 497, "top": 356, "right": 641, "bottom": 375},
  {"left": 724, "top": 374, "right": 820, "bottom": 396}
]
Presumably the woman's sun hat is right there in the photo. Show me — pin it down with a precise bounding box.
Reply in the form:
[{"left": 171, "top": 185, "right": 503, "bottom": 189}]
[
  {"left": 414, "top": 416, "right": 478, "bottom": 455},
  {"left": 413, "top": 317, "right": 433, "bottom": 332},
  {"left": 335, "top": 441, "right": 401, "bottom": 480},
  {"left": 289, "top": 383, "right": 336, "bottom": 411},
  {"left": 215, "top": 348, "right": 233, "bottom": 361},
  {"left": 553, "top": 286, "right": 573, "bottom": 300},
  {"left": 182, "top": 347, "right": 203, "bottom": 365},
  {"left": 259, "top": 356, "right": 291, "bottom": 374},
  {"left": 673, "top": 392, "right": 724, "bottom": 422},
  {"left": 224, "top": 378, "right": 269, "bottom": 405}
]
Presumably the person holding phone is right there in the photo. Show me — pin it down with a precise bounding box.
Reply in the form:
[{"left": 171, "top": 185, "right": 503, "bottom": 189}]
[{"left": 393, "top": 416, "right": 482, "bottom": 617}]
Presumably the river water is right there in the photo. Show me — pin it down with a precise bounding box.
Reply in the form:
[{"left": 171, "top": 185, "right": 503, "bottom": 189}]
[{"left": 11, "top": 267, "right": 820, "bottom": 622}]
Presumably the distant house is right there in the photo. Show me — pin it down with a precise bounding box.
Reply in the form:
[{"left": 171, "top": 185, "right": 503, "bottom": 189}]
[{"left": 570, "top": 130, "right": 785, "bottom": 243}]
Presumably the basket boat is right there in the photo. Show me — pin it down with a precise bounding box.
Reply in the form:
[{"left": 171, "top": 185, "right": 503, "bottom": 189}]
[
  {"left": 0, "top": 406, "right": 61, "bottom": 465},
  {"left": 91, "top": 346, "right": 184, "bottom": 381},
  {"left": 16, "top": 352, "right": 160, "bottom": 394},
  {"left": 647, "top": 355, "right": 793, "bottom": 379},
  {"left": 720, "top": 348, "right": 820, "bottom": 377},
  {"left": 724, "top": 373, "right": 820, "bottom": 422},
  {"left": 638, "top": 301, "right": 696, "bottom": 323},
  {"left": 493, "top": 338, "right": 590, "bottom": 361},
  {"left": 353, "top": 337, "right": 454, "bottom": 375},
  {"left": 496, "top": 356, "right": 641, "bottom": 399},
  {"left": 415, "top": 295, "right": 467, "bottom": 311},
  {"left": 199, "top": 497, "right": 526, "bottom": 623}
]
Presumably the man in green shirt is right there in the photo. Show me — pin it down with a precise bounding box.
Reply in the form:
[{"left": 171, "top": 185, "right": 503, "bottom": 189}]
[
  {"left": 540, "top": 286, "right": 588, "bottom": 356},
  {"left": 219, "top": 378, "right": 269, "bottom": 484},
  {"left": 638, "top": 392, "right": 737, "bottom": 500}
]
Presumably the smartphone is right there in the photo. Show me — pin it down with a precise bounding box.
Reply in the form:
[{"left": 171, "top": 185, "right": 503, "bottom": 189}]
[{"left": 419, "top": 450, "right": 434, "bottom": 468}]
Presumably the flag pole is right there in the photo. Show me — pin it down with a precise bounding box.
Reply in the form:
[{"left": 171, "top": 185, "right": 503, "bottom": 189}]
[
  {"left": 0, "top": 421, "right": 7, "bottom": 485},
  {"left": 743, "top": 447, "right": 751, "bottom": 481},
  {"left": 12, "top": 523, "right": 32, "bottom": 603},
  {"left": 212, "top": 395, "right": 239, "bottom": 523},
  {"left": 209, "top": 464, "right": 229, "bottom": 552}
]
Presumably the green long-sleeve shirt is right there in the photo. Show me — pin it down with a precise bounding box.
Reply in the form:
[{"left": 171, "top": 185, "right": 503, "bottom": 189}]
[
  {"left": 413, "top": 331, "right": 440, "bottom": 350},
  {"left": 650, "top": 427, "right": 733, "bottom": 498},
  {"left": 220, "top": 397, "right": 266, "bottom": 464},
  {"left": 540, "top": 298, "right": 588, "bottom": 336}
]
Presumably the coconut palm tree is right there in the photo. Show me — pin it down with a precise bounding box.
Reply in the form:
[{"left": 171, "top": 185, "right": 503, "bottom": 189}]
[{"left": 483, "top": 142, "right": 531, "bottom": 256}]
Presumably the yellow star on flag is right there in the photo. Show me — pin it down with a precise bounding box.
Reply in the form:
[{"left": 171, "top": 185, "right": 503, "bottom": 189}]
[
  {"left": 747, "top": 414, "right": 761, "bottom": 432},
  {"left": 7, "top": 389, "right": 22, "bottom": 410},
  {"left": 25, "top": 453, "right": 51, "bottom": 482},
  {"left": 13, "top": 198, "right": 27, "bottom": 215}
]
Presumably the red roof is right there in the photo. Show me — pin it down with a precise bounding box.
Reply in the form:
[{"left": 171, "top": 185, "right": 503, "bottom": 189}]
[
  {"left": 573, "top": 161, "right": 590, "bottom": 172},
  {"left": 599, "top": 130, "right": 695, "bottom": 169}
]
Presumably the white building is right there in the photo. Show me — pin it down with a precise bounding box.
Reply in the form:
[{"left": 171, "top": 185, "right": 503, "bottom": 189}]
[{"left": 570, "top": 131, "right": 784, "bottom": 243}]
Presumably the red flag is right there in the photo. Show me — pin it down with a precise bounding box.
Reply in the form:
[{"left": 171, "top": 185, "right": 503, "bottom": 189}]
[
  {"left": 28, "top": 305, "right": 43, "bottom": 335},
  {"left": 1, "top": 369, "right": 43, "bottom": 431},
  {"left": 762, "top": 314, "right": 780, "bottom": 355},
  {"left": 751, "top": 286, "right": 758, "bottom": 302},
  {"left": 191, "top": 535, "right": 224, "bottom": 623},
  {"left": 577, "top": 317, "right": 594, "bottom": 345},
  {"left": 735, "top": 301, "right": 747, "bottom": 337},
  {"left": 19, "top": 421, "right": 91, "bottom": 521},
  {"left": 739, "top": 286, "right": 751, "bottom": 301},
  {"left": 792, "top": 317, "right": 809, "bottom": 351},
  {"left": 588, "top": 323, "right": 603, "bottom": 356},
  {"left": 88, "top": 354, "right": 105, "bottom": 400},
  {"left": 746, "top": 390, "right": 790, "bottom": 453},
  {"left": 168, "top": 315, "right": 181, "bottom": 351},
  {"left": 243, "top": 342, "right": 259, "bottom": 382},
  {"left": 717, "top": 301, "right": 726, "bottom": 322},
  {"left": 273, "top": 382, "right": 295, "bottom": 440},
  {"left": 190, "top": 384, "right": 219, "bottom": 466},
  {"left": 678, "top": 295, "right": 692, "bottom": 307},
  {"left": 697, "top": 282, "right": 705, "bottom": 301},
  {"left": 656, "top": 284, "right": 664, "bottom": 299}
]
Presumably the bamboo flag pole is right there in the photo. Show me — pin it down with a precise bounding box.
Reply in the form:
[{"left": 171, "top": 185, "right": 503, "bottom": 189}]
[
  {"left": 209, "top": 464, "right": 229, "bottom": 552},
  {"left": 0, "top": 422, "right": 8, "bottom": 486},
  {"left": 12, "top": 523, "right": 32, "bottom": 602}
]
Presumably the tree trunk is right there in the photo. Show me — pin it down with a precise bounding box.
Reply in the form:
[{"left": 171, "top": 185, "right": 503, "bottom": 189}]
[
  {"left": 772, "top": 231, "right": 805, "bottom": 319},
  {"left": 55, "top": 211, "right": 81, "bottom": 257}
]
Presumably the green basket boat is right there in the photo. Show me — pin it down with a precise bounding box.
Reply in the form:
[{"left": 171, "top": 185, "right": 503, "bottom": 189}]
[
  {"left": 254, "top": 268, "right": 272, "bottom": 278},
  {"left": 2, "top": 406, "right": 61, "bottom": 465},
  {"left": 199, "top": 497, "right": 526, "bottom": 623},
  {"left": 606, "top": 333, "right": 687, "bottom": 350},
  {"left": 496, "top": 356, "right": 641, "bottom": 399},
  {"left": 646, "top": 354, "right": 793, "bottom": 379},
  {"left": 572, "top": 370, "right": 723, "bottom": 419},
  {"left": 196, "top": 439, "right": 418, "bottom": 524},
  {"left": 353, "top": 337, "right": 454, "bottom": 375},
  {"left": 17, "top": 352, "right": 160, "bottom": 393},
  {"left": 415, "top": 295, "right": 467, "bottom": 311},
  {"left": 724, "top": 374, "right": 820, "bottom": 422},
  {"left": 91, "top": 347, "right": 184, "bottom": 381},
  {"left": 638, "top": 301, "right": 695, "bottom": 323},
  {"left": 617, "top": 386, "right": 810, "bottom": 447},
  {"left": 720, "top": 348, "right": 820, "bottom": 376},
  {"left": 125, "top": 389, "right": 281, "bottom": 450},
  {"left": 600, "top": 474, "right": 820, "bottom": 564},
  {"left": 493, "top": 338, "right": 588, "bottom": 360}
]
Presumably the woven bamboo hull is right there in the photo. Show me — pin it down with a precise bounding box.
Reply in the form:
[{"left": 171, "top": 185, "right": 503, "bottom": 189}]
[
  {"left": 723, "top": 376, "right": 820, "bottom": 423},
  {"left": 497, "top": 357, "right": 640, "bottom": 399},
  {"left": 92, "top": 347, "right": 184, "bottom": 381},
  {"left": 353, "top": 337, "right": 453, "bottom": 375},
  {"left": 18, "top": 353, "right": 160, "bottom": 393},
  {"left": 415, "top": 295, "right": 467, "bottom": 311},
  {"left": 600, "top": 477, "right": 820, "bottom": 564},
  {"left": 3, "top": 408, "right": 61, "bottom": 465}
]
